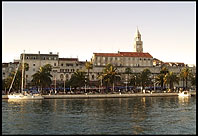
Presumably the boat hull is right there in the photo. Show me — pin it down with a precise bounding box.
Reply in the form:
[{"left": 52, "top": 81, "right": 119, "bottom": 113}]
[
  {"left": 178, "top": 91, "right": 191, "bottom": 97},
  {"left": 8, "top": 94, "right": 44, "bottom": 100}
]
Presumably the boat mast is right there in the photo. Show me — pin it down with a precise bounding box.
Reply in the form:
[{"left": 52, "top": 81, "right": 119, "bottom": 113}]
[
  {"left": 8, "top": 64, "right": 20, "bottom": 94},
  {"left": 21, "top": 51, "right": 25, "bottom": 94}
]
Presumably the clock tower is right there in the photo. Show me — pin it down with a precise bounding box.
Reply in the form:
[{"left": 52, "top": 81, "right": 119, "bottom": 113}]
[{"left": 134, "top": 27, "right": 143, "bottom": 52}]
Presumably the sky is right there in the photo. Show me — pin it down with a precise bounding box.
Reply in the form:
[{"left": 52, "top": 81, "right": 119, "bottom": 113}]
[{"left": 2, "top": 2, "right": 196, "bottom": 65}]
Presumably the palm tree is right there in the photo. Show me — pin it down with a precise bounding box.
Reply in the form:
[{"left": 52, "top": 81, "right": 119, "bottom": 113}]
[
  {"left": 156, "top": 74, "right": 165, "bottom": 90},
  {"left": 190, "top": 74, "right": 196, "bottom": 87},
  {"left": 139, "top": 69, "right": 152, "bottom": 90},
  {"left": 164, "top": 72, "right": 179, "bottom": 91},
  {"left": 5, "top": 63, "right": 29, "bottom": 93},
  {"left": 100, "top": 64, "right": 120, "bottom": 92},
  {"left": 31, "top": 64, "right": 52, "bottom": 94},
  {"left": 180, "top": 67, "right": 192, "bottom": 90},
  {"left": 85, "top": 61, "right": 93, "bottom": 86},
  {"left": 156, "top": 67, "right": 169, "bottom": 90},
  {"left": 125, "top": 67, "right": 132, "bottom": 82},
  {"left": 160, "top": 67, "right": 169, "bottom": 75},
  {"left": 67, "top": 70, "right": 86, "bottom": 91},
  {"left": 129, "top": 73, "right": 141, "bottom": 91}
]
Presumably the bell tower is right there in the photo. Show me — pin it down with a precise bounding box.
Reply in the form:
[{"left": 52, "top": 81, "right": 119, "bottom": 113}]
[{"left": 134, "top": 27, "right": 143, "bottom": 52}]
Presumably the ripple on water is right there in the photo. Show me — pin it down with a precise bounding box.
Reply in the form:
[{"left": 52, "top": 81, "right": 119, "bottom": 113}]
[{"left": 2, "top": 97, "right": 196, "bottom": 135}]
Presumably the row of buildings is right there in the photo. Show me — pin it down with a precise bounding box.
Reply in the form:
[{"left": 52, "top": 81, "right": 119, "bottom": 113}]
[{"left": 2, "top": 28, "right": 196, "bottom": 88}]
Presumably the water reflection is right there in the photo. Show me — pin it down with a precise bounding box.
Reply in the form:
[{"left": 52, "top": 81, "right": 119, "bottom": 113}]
[
  {"left": 178, "top": 96, "right": 191, "bottom": 104},
  {"left": 2, "top": 96, "right": 196, "bottom": 135}
]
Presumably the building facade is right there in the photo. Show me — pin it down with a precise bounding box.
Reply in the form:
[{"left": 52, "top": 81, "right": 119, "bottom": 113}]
[{"left": 2, "top": 28, "right": 196, "bottom": 89}]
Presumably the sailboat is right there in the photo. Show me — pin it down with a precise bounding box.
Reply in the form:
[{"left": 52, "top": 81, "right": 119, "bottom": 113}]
[{"left": 8, "top": 51, "right": 44, "bottom": 100}]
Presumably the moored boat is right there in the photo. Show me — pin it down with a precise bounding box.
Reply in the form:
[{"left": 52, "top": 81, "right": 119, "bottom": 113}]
[
  {"left": 7, "top": 51, "right": 44, "bottom": 100},
  {"left": 178, "top": 91, "right": 191, "bottom": 97}
]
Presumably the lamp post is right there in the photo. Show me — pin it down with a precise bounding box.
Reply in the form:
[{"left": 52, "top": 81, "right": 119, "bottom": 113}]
[
  {"left": 53, "top": 70, "right": 57, "bottom": 95},
  {"left": 99, "top": 76, "right": 102, "bottom": 93},
  {"left": 134, "top": 75, "right": 136, "bottom": 92},
  {"left": 64, "top": 73, "right": 66, "bottom": 94},
  {"left": 153, "top": 68, "right": 156, "bottom": 93},
  {"left": 85, "top": 75, "right": 87, "bottom": 93},
  {"left": 125, "top": 76, "right": 128, "bottom": 92},
  {"left": 55, "top": 76, "right": 57, "bottom": 94}
]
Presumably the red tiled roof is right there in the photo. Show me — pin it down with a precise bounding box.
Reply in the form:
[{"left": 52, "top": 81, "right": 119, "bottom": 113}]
[
  {"left": 94, "top": 52, "right": 153, "bottom": 58},
  {"left": 59, "top": 58, "right": 78, "bottom": 61},
  {"left": 164, "top": 62, "right": 184, "bottom": 64}
]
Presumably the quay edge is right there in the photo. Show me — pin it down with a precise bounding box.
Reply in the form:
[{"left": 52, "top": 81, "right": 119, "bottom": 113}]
[{"left": 2, "top": 92, "right": 196, "bottom": 99}]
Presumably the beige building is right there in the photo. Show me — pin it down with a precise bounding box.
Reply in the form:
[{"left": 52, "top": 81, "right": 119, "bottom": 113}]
[
  {"left": 2, "top": 28, "right": 196, "bottom": 89},
  {"left": 21, "top": 52, "right": 59, "bottom": 83},
  {"left": 54, "top": 58, "right": 86, "bottom": 83},
  {"left": 2, "top": 62, "right": 20, "bottom": 80}
]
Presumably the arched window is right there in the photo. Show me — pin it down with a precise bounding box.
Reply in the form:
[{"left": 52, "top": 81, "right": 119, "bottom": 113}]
[{"left": 60, "top": 74, "right": 64, "bottom": 79}]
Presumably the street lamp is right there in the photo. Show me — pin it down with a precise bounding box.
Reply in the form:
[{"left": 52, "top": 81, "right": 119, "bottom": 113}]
[
  {"left": 101, "top": 77, "right": 102, "bottom": 93},
  {"left": 134, "top": 75, "right": 136, "bottom": 92},
  {"left": 85, "top": 76, "right": 87, "bottom": 93},
  {"left": 54, "top": 76, "right": 57, "bottom": 94},
  {"left": 64, "top": 73, "right": 66, "bottom": 94},
  {"left": 153, "top": 69, "right": 156, "bottom": 92},
  {"left": 125, "top": 76, "right": 128, "bottom": 92}
]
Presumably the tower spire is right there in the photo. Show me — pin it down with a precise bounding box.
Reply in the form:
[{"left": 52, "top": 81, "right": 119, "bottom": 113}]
[{"left": 133, "top": 27, "right": 143, "bottom": 52}]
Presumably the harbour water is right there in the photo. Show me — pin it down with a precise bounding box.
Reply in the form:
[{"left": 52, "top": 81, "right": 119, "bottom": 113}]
[{"left": 2, "top": 96, "right": 196, "bottom": 135}]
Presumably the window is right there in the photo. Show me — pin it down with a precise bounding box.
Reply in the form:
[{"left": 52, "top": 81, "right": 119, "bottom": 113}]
[
  {"left": 33, "top": 63, "right": 35, "bottom": 66},
  {"left": 26, "top": 57, "right": 29, "bottom": 59},
  {"left": 33, "top": 57, "right": 36, "bottom": 60},
  {"left": 33, "top": 68, "right": 35, "bottom": 71},
  {"left": 140, "top": 58, "right": 141, "bottom": 60},
  {"left": 61, "top": 63, "right": 63, "bottom": 66},
  {"left": 92, "top": 75, "right": 94, "bottom": 80},
  {"left": 43, "top": 57, "right": 46, "bottom": 60},
  {"left": 54, "top": 63, "right": 56, "bottom": 66},
  {"left": 60, "top": 74, "right": 64, "bottom": 79},
  {"left": 66, "top": 63, "right": 73, "bottom": 66},
  {"left": 3, "top": 72, "right": 5, "bottom": 75},
  {"left": 26, "top": 75, "right": 28, "bottom": 78},
  {"left": 60, "top": 69, "right": 64, "bottom": 72}
]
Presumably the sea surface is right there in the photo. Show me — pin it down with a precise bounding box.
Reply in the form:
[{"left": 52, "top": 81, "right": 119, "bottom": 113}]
[{"left": 2, "top": 96, "right": 196, "bottom": 135}]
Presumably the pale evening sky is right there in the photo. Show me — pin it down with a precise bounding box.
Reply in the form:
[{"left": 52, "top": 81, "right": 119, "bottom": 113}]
[{"left": 2, "top": 2, "right": 196, "bottom": 65}]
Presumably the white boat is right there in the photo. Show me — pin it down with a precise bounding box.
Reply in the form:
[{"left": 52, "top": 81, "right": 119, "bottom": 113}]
[
  {"left": 7, "top": 51, "right": 44, "bottom": 100},
  {"left": 178, "top": 91, "right": 191, "bottom": 97},
  {"left": 8, "top": 93, "right": 44, "bottom": 100}
]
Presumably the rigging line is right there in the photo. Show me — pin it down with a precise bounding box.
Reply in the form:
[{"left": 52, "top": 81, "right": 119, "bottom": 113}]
[{"left": 8, "top": 64, "right": 20, "bottom": 94}]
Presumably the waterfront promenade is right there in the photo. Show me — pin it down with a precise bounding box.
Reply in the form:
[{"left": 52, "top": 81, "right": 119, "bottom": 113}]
[{"left": 2, "top": 92, "right": 196, "bottom": 99}]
